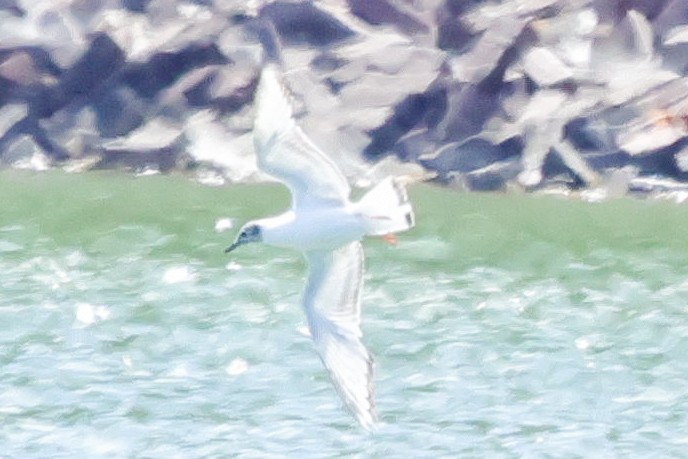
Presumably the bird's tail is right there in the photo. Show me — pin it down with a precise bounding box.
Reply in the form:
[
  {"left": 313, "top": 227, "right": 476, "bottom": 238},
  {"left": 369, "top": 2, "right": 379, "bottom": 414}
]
[{"left": 356, "top": 177, "right": 415, "bottom": 236}]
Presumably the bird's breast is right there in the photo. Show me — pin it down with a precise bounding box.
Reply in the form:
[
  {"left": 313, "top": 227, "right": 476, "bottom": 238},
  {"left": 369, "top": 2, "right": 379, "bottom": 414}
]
[{"left": 262, "top": 207, "right": 365, "bottom": 251}]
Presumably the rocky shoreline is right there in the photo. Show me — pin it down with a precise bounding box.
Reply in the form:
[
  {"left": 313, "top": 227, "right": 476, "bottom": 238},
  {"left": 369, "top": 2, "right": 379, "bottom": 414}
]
[{"left": 2, "top": 0, "right": 688, "bottom": 197}]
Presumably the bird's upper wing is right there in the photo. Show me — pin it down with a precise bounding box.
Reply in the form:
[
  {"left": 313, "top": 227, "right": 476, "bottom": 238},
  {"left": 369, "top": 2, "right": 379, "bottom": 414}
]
[
  {"left": 253, "top": 64, "right": 351, "bottom": 210},
  {"left": 303, "top": 242, "right": 376, "bottom": 430}
]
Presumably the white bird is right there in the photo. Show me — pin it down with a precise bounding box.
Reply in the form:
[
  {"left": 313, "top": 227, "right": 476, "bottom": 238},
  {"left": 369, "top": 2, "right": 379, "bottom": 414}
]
[{"left": 226, "top": 63, "right": 415, "bottom": 430}]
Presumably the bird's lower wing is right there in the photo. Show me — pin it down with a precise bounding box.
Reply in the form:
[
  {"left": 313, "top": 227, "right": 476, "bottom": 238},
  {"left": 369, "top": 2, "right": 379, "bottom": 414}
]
[{"left": 303, "top": 242, "right": 376, "bottom": 430}]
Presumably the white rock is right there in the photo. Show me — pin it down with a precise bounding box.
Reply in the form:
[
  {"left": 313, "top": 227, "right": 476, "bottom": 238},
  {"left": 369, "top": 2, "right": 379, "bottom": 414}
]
[
  {"left": 665, "top": 25, "right": 688, "bottom": 46},
  {"left": 103, "top": 117, "right": 182, "bottom": 152},
  {"left": 523, "top": 47, "right": 574, "bottom": 87},
  {"left": 0, "top": 104, "right": 27, "bottom": 138}
]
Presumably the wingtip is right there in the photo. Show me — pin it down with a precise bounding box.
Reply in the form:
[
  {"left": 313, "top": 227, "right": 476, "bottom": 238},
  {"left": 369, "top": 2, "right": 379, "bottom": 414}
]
[
  {"left": 344, "top": 346, "right": 378, "bottom": 432},
  {"left": 359, "top": 400, "right": 378, "bottom": 432}
]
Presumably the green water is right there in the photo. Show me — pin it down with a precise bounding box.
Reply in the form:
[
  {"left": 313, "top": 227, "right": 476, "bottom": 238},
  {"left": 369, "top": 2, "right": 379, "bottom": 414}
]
[{"left": 2, "top": 170, "right": 688, "bottom": 457}]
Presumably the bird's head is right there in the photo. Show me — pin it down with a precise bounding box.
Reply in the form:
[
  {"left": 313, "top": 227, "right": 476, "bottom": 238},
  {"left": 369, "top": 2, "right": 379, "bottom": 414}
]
[{"left": 225, "top": 223, "right": 263, "bottom": 253}]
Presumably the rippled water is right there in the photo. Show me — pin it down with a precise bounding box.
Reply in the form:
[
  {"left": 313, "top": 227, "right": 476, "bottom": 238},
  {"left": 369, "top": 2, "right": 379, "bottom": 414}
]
[{"left": 2, "top": 170, "right": 688, "bottom": 457}]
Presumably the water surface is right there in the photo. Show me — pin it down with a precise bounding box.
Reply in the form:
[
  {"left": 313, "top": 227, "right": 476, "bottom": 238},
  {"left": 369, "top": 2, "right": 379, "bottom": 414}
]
[{"left": 2, "top": 171, "right": 688, "bottom": 457}]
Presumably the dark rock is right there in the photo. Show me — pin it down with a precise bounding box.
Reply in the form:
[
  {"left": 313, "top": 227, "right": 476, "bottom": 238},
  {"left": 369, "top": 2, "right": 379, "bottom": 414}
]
[
  {"left": 440, "top": 83, "right": 501, "bottom": 143},
  {"left": 204, "top": 64, "right": 258, "bottom": 114},
  {"left": 541, "top": 147, "right": 583, "bottom": 187},
  {"left": 347, "top": 0, "right": 429, "bottom": 36},
  {"left": 629, "top": 140, "right": 688, "bottom": 178},
  {"left": 239, "top": 17, "right": 283, "bottom": 64},
  {"left": 97, "top": 147, "right": 179, "bottom": 171},
  {"left": 157, "top": 65, "right": 219, "bottom": 112},
  {"left": 593, "top": 0, "right": 670, "bottom": 23},
  {"left": 654, "top": 0, "right": 688, "bottom": 36},
  {"left": 121, "top": 0, "right": 150, "bottom": 12},
  {"left": 437, "top": 16, "right": 475, "bottom": 53},
  {"left": 364, "top": 82, "right": 447, "bottom": 159},
  {"left": 4, "top": 115, "right": 71, "bottom": 161},
  {"left": 420, "top": 137, "right": 518, "bottom": 176},
  {"left": 259, "top": 2, "right": 355, "bottom": 47},
  {"left": 311, "top": 52, "right": 347, "bottom": 72},
  {"left": 0, "top": 0, "right": 24, "bottom": 17},
  {"left": 449, "top": 16, "right": 531, "bottom": 83},
  {"left": 2, "top": 0, "right": 688, "bottom": 195},
  {"left": 390, "top": 129, "right": 437, "bottom": 162},
  {"left": 436, "top": 0, "right": 480, "bottom": 52},
  {"left": 30, "top": 33, "right": 125, "bottom": 119},
  {"left": 166, "top": 61, "right": 257, "bottom": 115},
  {"left": 120, "top": 43, "right": 228, "bottom": 99},
  {"left": 443, "top": 0, "right": 481, "bottom": 16},
  {"left": 580, "top": 149, "right": 631, "bottom": 171},
  {"left": 176, "top": 67, "right": 220, "bottom": 108},
  {"left": 464, "top": 158, "right": 521, "bottom": 191},
  {"left": 91, "top": 87, "right": 146, "bottom": 138},
  {"left": 565, "top": 117, "right": 614, "bottom": 153},
  {"left": 662, "top": 41, "right": 688, "bottom": 73}
]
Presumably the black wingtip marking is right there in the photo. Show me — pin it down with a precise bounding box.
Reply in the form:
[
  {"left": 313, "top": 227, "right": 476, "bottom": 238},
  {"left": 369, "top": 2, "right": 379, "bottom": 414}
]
[{"left": 405, "top": 210, "right": 414, "bottom": 228}]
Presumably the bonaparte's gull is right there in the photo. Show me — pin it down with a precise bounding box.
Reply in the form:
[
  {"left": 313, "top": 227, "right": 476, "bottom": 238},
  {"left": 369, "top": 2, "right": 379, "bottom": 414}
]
[{"left": 226, "top": 63, "right": 415, "bottom": 430}]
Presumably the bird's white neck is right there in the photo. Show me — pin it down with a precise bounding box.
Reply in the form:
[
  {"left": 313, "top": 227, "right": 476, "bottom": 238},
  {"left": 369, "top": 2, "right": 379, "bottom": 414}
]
[{"left": 254, "top": 211, "right": 296, "bottom": 246}]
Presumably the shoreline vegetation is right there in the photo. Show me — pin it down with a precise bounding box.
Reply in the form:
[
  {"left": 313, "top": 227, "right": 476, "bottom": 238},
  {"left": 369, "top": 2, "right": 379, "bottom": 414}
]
[{"left": 2, "top": 1, "right": 688, "bottom": 200}]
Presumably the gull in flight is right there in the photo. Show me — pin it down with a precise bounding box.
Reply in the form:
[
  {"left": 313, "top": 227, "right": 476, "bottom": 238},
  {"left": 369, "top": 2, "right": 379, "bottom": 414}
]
[{"left": 226, "top": 63, "right": 415, "bottom": 430}]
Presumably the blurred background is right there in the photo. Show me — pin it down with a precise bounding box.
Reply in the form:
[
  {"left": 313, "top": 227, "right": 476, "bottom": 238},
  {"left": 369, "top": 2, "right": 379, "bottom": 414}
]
[
  {"left": 2, "top": 1, "right": 688, "bottom": 457},
  {"left": 2, "top": 0, "right": 688, "bottom": 196}
]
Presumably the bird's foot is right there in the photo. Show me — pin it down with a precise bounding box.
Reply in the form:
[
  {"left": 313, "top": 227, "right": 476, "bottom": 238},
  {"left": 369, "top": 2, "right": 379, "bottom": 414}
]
[{"left": 381, "top": 233, "right": 397, "bottom": 246}]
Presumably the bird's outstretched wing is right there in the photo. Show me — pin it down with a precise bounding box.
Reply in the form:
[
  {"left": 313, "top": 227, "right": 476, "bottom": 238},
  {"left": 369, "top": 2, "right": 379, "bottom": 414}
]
[
  {"left": 253, "top": 64, "right": 351, "bottom": 210},
  {"left": 303, "top": 242, "right": 376, "bottom": 430}
]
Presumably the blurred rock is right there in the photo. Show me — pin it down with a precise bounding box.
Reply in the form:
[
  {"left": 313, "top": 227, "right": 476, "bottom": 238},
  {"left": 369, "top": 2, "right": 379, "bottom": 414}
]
[
  {"left": 260, "top": 2, "right": 355, "bottom": 46},
  {"left": 0, "top": 0, "right": 24, "bottom": 17},
  {"left": 0, "top": 51, "right": 43, "bottom": 86},
  {"left": 0, "top": 103, "right": 27, "bottom": 139},
  {"left": 348, "top": 0, "right": 430, "bottom": 36},
  {"left": 119, "top": 43, "right": 227, "bottom": 99},
  {"left": 464, "top": 158, "right": 521, "bottom": 191},
  {"left": 420, "top": 138, "right": 515, "bottom": 175},
  {"left": 100, "top": 117, "right": 183, "bottom": 171},
  {"left": 103, "top": 117, "right": 181, "bottom": 152},
  {"left": 31, "top": 32, "right": 125, "bottom": 119},
  {"left": 523, "top": 47, "right": 573, "bottom": 87},
  {"left": 436, "top": 0, "right": 478, "bottom": 52},
  {"left": 0, "top": 0, "right": 687, "bottom": 196},
  {"left": 3, "top": 134, "right": 50, "bottom": 170}
]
